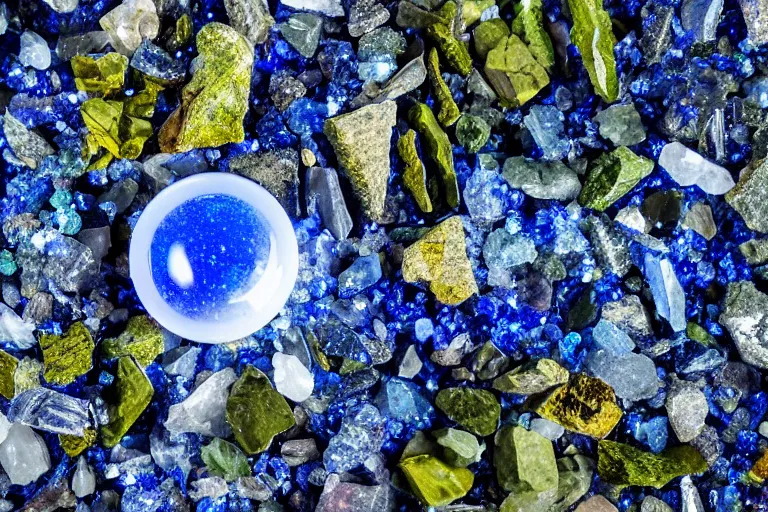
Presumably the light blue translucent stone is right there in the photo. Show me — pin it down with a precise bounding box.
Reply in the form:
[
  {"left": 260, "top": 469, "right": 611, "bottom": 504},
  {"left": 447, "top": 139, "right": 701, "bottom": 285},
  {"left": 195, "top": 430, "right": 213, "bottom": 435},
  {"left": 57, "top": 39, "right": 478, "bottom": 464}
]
[{"left": 150, "top": 194, "right": 271, "bottom": 320}]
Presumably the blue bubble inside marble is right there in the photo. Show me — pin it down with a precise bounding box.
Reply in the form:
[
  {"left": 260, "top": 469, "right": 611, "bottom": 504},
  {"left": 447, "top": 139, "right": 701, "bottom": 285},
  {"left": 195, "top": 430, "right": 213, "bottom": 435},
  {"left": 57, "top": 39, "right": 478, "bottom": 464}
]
[{"left": 149, "top": 194, "right": 271, "bottom": 320}]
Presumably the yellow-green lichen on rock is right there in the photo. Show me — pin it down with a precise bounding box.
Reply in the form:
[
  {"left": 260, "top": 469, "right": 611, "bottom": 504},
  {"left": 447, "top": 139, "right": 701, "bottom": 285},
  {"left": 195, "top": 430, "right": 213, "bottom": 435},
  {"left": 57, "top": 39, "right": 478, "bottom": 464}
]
[
  {"left": 397, "top": 129, "right": 432, "bottom": 213},
  {"left": 425, "top": 2, "right": 473, "bottom": 76},
  {"left": 536, "top": 373, "right": 622, "bottom": 439},
  {"left": 399, "top": 454, "right": 474, "bottom": 507},
  {"left": 102, "top": 315, "right": 164, "bottom": 367},
  {"left": 40, "top": 321, "right": 94, "bottom": 385},
  {"left": 0, "top": 350, "right": 18, "bottom": 399},
  {"left": 514, "top": 0, "right": 555, "bottom": 71},
  {"left": 408, "top": 103, "right": 459, "bottom": 208},
  {"left": 493, "top": 358, "right": 569, "bottom": 395},
  {"left": 597, "top": 440, "right": 707, "bottom": 488},
  {"left": 101, "top": 356, "right": 154, "bottom": 448},
  {"left": 427, "top": 48, "right": 461, "bottom": 127},
  {"left": 567, "top": 0, "right": 619, "bottom": 103},
  {"left": 71, "top": 53, "right": 129, "bottom": 96},
  {"left": 324, "top": 101, "right": 397, "bottom": 223},
  {"left": 60, "top": 427, "right": 98, "bottom": 457},
  {"left": 485, "top": 34, "right": 550, "bottom": 107},
  {"left": 402, "top": 216, "right": 478, "bottom": 305},
  {"left": 158, "top": 22, "right": 254, "bottom": 153}
]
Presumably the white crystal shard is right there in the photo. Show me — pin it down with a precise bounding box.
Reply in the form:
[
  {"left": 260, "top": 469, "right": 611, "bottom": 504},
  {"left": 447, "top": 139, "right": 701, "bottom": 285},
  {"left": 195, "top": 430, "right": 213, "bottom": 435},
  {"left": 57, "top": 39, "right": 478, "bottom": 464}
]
[
  {"left": 0, "top": 423, "right": 51, "bottom": 485},
  {"left": 0, "top": 414, "right": 10, "bottom": 445},
  {"left": 272, "top": 352, "right": 314, "bottom": 402},
  {"left": 165, "top": 368, "right": 237, "bottom": 437},
  {"left": 659, "top": 142, "right": 735, "bottom": 195},
  {"left": 0, "top": 303, "right": 36, "bottom": 349},
  {"left": 19, "top": 31, "right": 51, "bottom": 70},
  {"left": 644, "top": 254, "right": 687, "bottom": 332},
  {"left": 43, "top": 0, "right": 78, "bottom": 12},
  {"left": 99, "top": 0, "right": 160, "bottom": 55},
  {"left": 280, "top": 0, "right": 344, "bottom": 17},
  {"left": 398, "top": 345, "right": 422, "bottom": 379},
  {"left": 72, "top": 457, "right": 96, "bottom": 498}
]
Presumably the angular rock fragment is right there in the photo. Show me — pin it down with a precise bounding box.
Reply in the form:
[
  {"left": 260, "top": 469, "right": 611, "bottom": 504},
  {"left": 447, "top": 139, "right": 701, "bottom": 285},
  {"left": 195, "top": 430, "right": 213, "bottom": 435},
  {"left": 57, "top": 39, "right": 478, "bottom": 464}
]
[
  {"left": 8, "top": 388, "right": 90, "bottom": 436},
  {"left": 484, "top": 35, "right": 550, "bottom": 107},
  {"left": 101, "top": 357, "right": 154, "bottom": 447},
  {"left": 587, "top": 350, "right": 659, "bottom": 401},
  {"left": 493, "top": 359, "right": 569, "bottom": 395},
  {"left": 102, "top": 316, "right": 164, "bottom": 367},
  {"left": 224, "top": 0, "right": 275, "bottom": 46},
  {"left": 230, "top": 149, "right": 300, "bottom": 218},
  {"left": 666, "top": 380, "right": 708, "bottom": 442},
  {"left": 426, "top": 48, "right": 460, "bottom": 127},
  {"left": 398, "top": 129, "right": 432, "bottom": 212},
  {"left": 281, "top": 0, "right": 344, "bottom": 17},
  {"left": 0, "top": 423, "right": 51, "bottom": 486},
  {"left": 399, "top": 454, "right": 474, "bottom": 507},
  {"left": 324, "top": 101, "right": 397, "bottom": 222},
  {"left": 99, "top": 0, "right": 160, "bottom": 56},
  {"left": 597, "top": 440, "right": 707, "bottom": 488},
  {"left": 435, "top": 387, "right": 500, "bottom": 436},
  {"left": 159, "top": 23, "right": 253, "bottom": 153},
  {"left": 349, "top": 0, "right": 390, "bottom": 38},
  {"left": 594, "top": 103, "right": 646, "bottom": 146},
  {"left": 402, "top": 216, "right": 478, "bottom": 306},
  {"left": 644, "top": 254, "right": 686, "bottom": 332},
  {"left": 681, "top": 0, "right": 724, "bottom": 42},
  {"left": 659, "top": 142, "right": 735, "bottom": 195},
  {"left": 683, "top": 202, "right": 717, "bottom": 240},
  {"left": 39, "top": 322, "right": 94, "bottom": 385},
  {"left": 408, "top": 103, "right": 460, "bottom": 207},
  {"left": 567, "top": 0, "right": 618, "bottom": 102},
  {"left": 316, "top": 473, "right": 392, "bottom": 512},
  {"left": 739, "top": 237, "right": 768, "bottom": 265},
  {"left": 166, "top": 368, "right": 237, "bottom": 437},
  {"left": 280, "top": 14, "right": 323, "bottom": 58},
  {"left": 579, "top": 147, "right": 654, "bottom": 211},
  {"left": 305, "top": 167, "right": 354, "bottom": 239},
  {"left": 740, "top": 0, "right": 768, "bottom": 45},
  {"left": 726, "top": 159, "right": 768, "bottom": 233},
  {"left": 720, "top": 281, "right": 768, "bottom": 369},
  {"left": 495, "top": 425, "right": 558, "bottom": 492},
  {"left": 3, "top": 113, "right": 54, "bottom": 170},
  {"left": 536, "top": 374, "right": 622, "bottom": 439},
  {"left": 502, "top": 156, "right": 581, "bottom": 201}
]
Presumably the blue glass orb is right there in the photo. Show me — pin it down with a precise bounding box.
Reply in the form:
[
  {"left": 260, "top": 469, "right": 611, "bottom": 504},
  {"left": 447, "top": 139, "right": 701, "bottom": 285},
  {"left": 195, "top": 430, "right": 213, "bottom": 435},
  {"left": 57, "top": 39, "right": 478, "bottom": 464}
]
[{"left": 130, "top": 173, "right": 298, "bottom": 343}]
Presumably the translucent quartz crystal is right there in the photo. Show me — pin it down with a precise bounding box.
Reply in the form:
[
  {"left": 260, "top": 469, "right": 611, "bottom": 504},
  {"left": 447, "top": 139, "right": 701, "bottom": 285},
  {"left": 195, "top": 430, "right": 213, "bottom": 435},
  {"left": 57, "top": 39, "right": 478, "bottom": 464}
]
[
  {"left": 130, "top": 173, "right": 298, "bottom": 343},
  {"left": 658, "top": 142, "right": 735, "bottom": 195},
  {"left": 19, "top": 31, "right": 51, "bottom": 70},
  {"left": 0, "top": 423, "right": 51, "bottom": 485}
]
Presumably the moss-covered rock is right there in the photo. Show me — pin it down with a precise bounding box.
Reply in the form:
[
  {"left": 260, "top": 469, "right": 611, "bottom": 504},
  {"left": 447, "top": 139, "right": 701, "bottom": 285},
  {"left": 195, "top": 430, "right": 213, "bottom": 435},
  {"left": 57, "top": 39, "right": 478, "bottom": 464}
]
[
  {"left": 101, "top": 356, "right": 154, "bottom": 448},
  {"left": 102, "top": 315, "right": 164, "bottom": 367},
  {"left": 435, "top": 386, "right": 500, "bottom": 436},
  {"left": 399, "top": 454, "right": 474, "bottom": 507},
  {"left": 398, "top": 129, "right": 433, "bottom": 213},
  {"left": 578, "top": 147, "right": 654, "bottom": 212},
  {"left": 484, "top": 35, "right": 550, "bottom": 107},
  {"left": 408, "top": 103, "right": 459, "bottom": 208},
  {"left": 40, "top": 321, "right": 94, "bottom": 385},
  {"left": 597, "top": 440, "right": 707, "bottom": 488}
]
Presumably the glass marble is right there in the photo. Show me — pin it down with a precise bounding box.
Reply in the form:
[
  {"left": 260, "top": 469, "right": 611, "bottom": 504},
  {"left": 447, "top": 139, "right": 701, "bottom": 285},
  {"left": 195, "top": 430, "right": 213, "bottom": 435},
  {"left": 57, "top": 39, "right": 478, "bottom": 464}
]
[
  {"left": 149, "top": 194, "right": 271, "bottom": 320},
  {"left": 130, "top": 173, "right": 298, "bottom": 343}
]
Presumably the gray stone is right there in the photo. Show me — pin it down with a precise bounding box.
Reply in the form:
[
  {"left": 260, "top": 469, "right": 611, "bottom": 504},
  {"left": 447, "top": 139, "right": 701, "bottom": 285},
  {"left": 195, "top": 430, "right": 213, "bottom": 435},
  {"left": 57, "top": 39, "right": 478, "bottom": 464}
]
[
  {"left": 683, "top": 202, "right": 717, "bottom": 240},
  {"left": 726, "top": 159, "right": 768, "bottom": 233},
  {"left": 269, "top": 71, "right": 307, "bottom": 111},
  {"left": 483, "top": 229, "right": 537, "bottom": 269},
  {"left": 601, "top": 295, "right": 654, "bottom": 341},
  {"left": 230, "top": 149, "right": 301, "bottom": 218},
  {"left": 55, "top": 32, "right": 110, "bottom": 60},
  {"left": 280, "top": 14, "right": 323, "bottom": 58},
  {"left": 165, "top": 368, "right": 237, "bottom": 437},
  {"left": 98, "top": 179, "right": 139, "bottom": 214},
  {"left": 281, "top": 439, "right": 320, "bottom": 466},
  {"left": 641, "top": 496, "right": 674, "bottom": 512},
  {"left": 306, "top": 167, "right": 354, "bottom": 240},
  {"left": 587, "top": 350, "right": 659, "bottom": 401},
  {"left": 591, "top": 319, "right": 635, "bottom": 355},
  {"left": 523, "top": 105, "right": 569, "bottom": 161},
  {"left": 666, "top": 380, "right": 708, "bottom": 442},
  {"left": 348, "top": 0, "right": 390, "bottom": 38},
  {"left": 224, "top": 0, "right": 275, "bottom": 46},
  {"left": 502, "top": 157, "right": 581, "bottom": 201},
  {"left": 740, "top": 0, "right": 768, "bottom": 45},
  {"left": 644, "top": 254, "right": 686, "bottom": 332},
  {"left": 22, "top": 292, "right": 53, "bottom": 323},
  {"left": 431, "top": 333, "right": 476, "bottom": 367},
  {"left": 690, "top": 425, "right": 721, "bottom": 466},
  {"left": 720, "top": 281, "right": 768, "bottom": 369},
  {"left": 594, "top": 103, "right": 646, "bottom": 146},
  {"left": 280, "top": 0, "right": 343, "bottom": 16},
  {"left": 76, "top": 226, "right": 112, "bottom": 262},
  {"left": 3, "top": 113, "right": 54, "bottom": 170},
  {"left": 641, "top": 5, "right": 674, "bottom": 65},
  {"left": 584, "top": 215, "right": 632, "bottom": 277},
  {"left": 19, "top": 31, "right": 51, "bottom": 70},
  {"left": 189, "top": 477, "right": 229, "bottom": 502},
  {"left": 315, "top": 473, "right": 392, "bottom": 512},
  {"left": 162, "top": 346, "right": 201, "bottom": 380},
  {"left": 0, "top": 423, "right": 51, "bottom": 486},
  {"left": 681, "top": 0, "right": 724, "bottom": 42},
  {"left": 352, "top": 52, "right": 427, "bottom": 107}
]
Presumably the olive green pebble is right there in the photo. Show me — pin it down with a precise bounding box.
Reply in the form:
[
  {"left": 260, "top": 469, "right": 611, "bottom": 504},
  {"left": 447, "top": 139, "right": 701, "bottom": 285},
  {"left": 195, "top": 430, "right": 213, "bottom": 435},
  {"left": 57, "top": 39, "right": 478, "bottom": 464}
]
[
  {"left": 455, "top": 114, "right": 491, "bottom": 153},
  {"left": 435, "top": 387, "right": 500, "bottom": 436}
]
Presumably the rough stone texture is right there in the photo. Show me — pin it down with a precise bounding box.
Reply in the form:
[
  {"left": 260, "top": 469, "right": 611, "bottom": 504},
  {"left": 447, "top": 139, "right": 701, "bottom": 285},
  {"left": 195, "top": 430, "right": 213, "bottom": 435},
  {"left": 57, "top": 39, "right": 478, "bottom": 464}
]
[
  {"left": 726, "top": 159, "right": 768, "bottom": 233},
  {"left": 683, "top": 202, "right": 717, "bottom": 240},
  {"left": 102, "top": 315, "right": 164, "bottom": 367},
  {"left": 579, "top": 147, "right": 654, "bottom": 211},
  {"left": 739, "top": 237, "right": 768, "bottom": 265},
  {"left": 584, "top": 215, "right": 632, "bottom": 277},
  {"left": 159, "top": 23, "right": 253, "bottom": 152},
  {"left": 324, "top": 101, "right": 397, "bottom": 222},
  {"left": 740, "top": 0, "right": 768, "bottom": 45},
  {"left": 402, "top": 216, "right": 479, "bottom": 306},
  {"left": 568, "top": 0, "right": 619, "bottom": 102},
  {"left": 166, "top": 368, "right": 237, "bottom": 437},
  {"left": 495, "top": 425, "right": 558, "bottom": 492},
  {"left": 641, "top": 496, "right": 674, "bottom": 512},
  {"left": 0, "top": 350, "right": 17, "bottom": 399},
  {"left": 39, "top": 322, "right": 94, "bottom": 385},
  {"left": 280, "top": 14, "right": 323, "bottom": 58},
  {"left": 600, "top": 294, "right": 654, "bottom": 341},
  {"left": 224, "top": 0, "right": 275, "bottom": 46},
  {"left": 681, "top": 0, "right": 724, "bottom": 42},
  {"left": 493, "top": 359, "right": 569, "bottom": 395},
  {"left": 576, "top": 495, "right": 618, "bottom": 512},
  {"left": 502, "top": 156, "right": 581, "bottom": 201},
  {"left": 348, "top": 0, "right": 390, "bottom": 38},
  {"left": 315, "top": 473, "right": 392, "bottom": 512},
  {"left": 281, "top": 0, "right": 344, "bottom": 17},
  {"left": 587, "top": 351, "right": 659, "bottom": 401},
  {"left": 484, "top": 35, "right": 550, "bottom": 106},
  {"left": 426, "top": 48, "right": 460, "bottom": 127},
  {"left": 594, "top": 103, "right": 646, "bottom": 146},
  {"left": 435, "top": 386, "right": 500, "bottom": 436},
  {"left": 229, "top": 149, "right": 301, "bottom": 218},
  {"left": 666, "top": 380, "right": 708, "bottom": 442},
  {"left": 536, "top": 374, "right": 622, "bottom": 439},
  {"left": 0, "top": 423, "right": 51, "bottom": 486},
  {"left": 101, "top": 356, "right": 154, "bottom": 448},
  {"left": 305, "top": 167, "right": 354, "bottom": 240},
  {"left": 720, "top": 281, "right": 768, "bottom": 369},
  {"left": 398, "top": 129, "right": 432, "bottom": 212},
  {"left": 225, "top": 366, "right": 295, "bottom": 454},
  {"left": 597, "top": 440, "right": 707, "bottom": 488},
  {"left": 99, "top": 0, "right": 160, "bottom": 55},
  {"left": 3, "top": 113, "right": 54, "bottom": 170}
]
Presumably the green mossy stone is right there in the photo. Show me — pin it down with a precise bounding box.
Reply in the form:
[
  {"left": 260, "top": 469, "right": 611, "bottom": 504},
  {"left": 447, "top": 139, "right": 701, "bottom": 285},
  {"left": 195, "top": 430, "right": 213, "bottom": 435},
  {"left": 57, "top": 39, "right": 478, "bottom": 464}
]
[
  {"left": 473, "top": 18, "right": 510, "bottom": 60},
  {"left": 427, "top": 48, "right": 461, "bottom": 127},
  {"left": 495, "top": 425, "right": 558, "bottom": 492},
  {"left": 536, "top": 374, "right": 622, "bottom": 439},
  {"left": 40, "top": 321, "right": 94, "bottom": 385},
  {"left": 102, "top": 315, "right": 164, "bottom": 367},
  {"left": 484, "top": 35, "right": 550, "bottom": 107},
  {"left": 398, "top": 129, "right": 433, "bottom": 213},
  {"left": 101, "top": 356, "right": 154, "bottom": 448},
  {"left": 408, "top": 103, "right": 459, "bottom": 208},
  {"left": 515, "top": 0, "right": 555, "bottom": 70},
  {"left": 493, "top": 358, "right": 569, "bottom": 395},
  {"left": 201, "top": 438, "right": 252, "bottom": 481},
  {"left": 0, "top": 350, "right": 18, "bottom": 399},
  {"left": 399, "top": 454, "right": 474, "bottom": 507},
  {"left": 324, "top": 101, "right": 397, "bottom": 223},
  {"left": 435, "top": 387, "right": 500, "bottom": 436},
  {"left": 578, "top": 147, "right": 654, "bottom": 212},
  {"left": 462, "top": 0, "right": 495, "bottom": 26},
  {"left": 60, "top": 428, "right": 97, "bottom": 457},
  {"left": 425, "top": 2, "right": 472, "bottom": 76},
  {"left": 567, "top": 0, "right": 619, "bottom": 102},
  {"left": 226, "top": 366, "right": 296, "bottom": 454},
  {"left": 597, "top": 440, "right": 707, "bottom": 488},
  {"left": 686, "top": 322, "right": 716, "bottom": 346},
  {"left": 455, "top": 114, "right": 491, "bottom": 153},
  {"left": 158, "top": 22, "right": 254, "bottom": 153}
]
